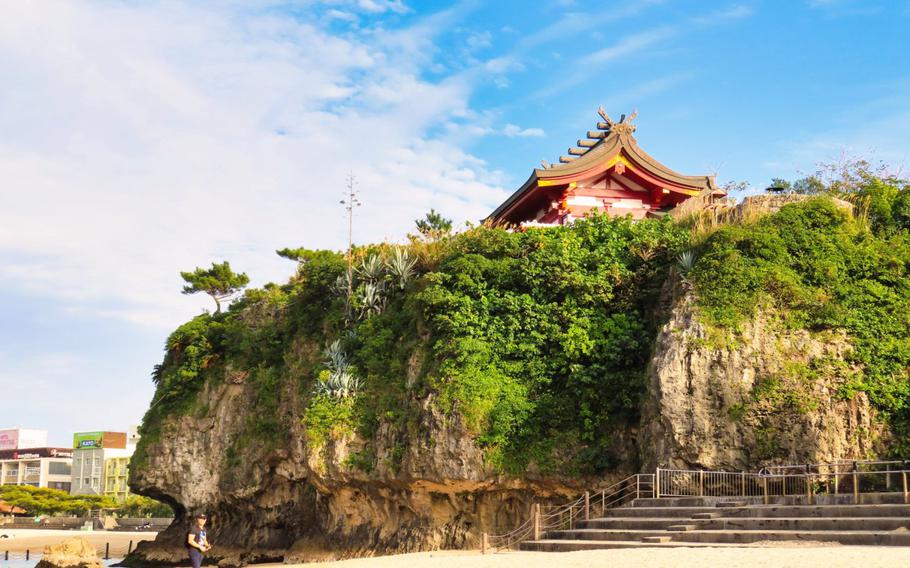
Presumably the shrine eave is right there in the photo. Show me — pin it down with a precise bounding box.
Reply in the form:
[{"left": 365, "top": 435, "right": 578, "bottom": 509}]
[{"left": 487, "top": 120, "right": 719, "bottom": 226}]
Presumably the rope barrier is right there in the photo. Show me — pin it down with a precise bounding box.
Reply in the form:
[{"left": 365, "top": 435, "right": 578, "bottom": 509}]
[{"left": 0, "top": 543, "right": 143, "bottom": 562}]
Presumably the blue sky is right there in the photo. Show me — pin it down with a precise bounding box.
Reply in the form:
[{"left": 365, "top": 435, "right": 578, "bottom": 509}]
[{"left": 1, "top": 0, "right": 908, "bottom": 446}]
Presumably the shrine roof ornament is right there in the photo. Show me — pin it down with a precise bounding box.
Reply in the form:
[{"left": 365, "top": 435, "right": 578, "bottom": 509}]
[{"left": 488, "top": 106, "right": 720, "bottom": 226}]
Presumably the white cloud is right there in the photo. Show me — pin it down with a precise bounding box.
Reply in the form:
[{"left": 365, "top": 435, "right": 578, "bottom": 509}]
[
  {"left": 0, "top": 1, "right": 509, "bottom": 329},
  {"left": 503, "top": 124, "right": 545, "bottom": 137},
  {"left": 356, "top": 0, "right": 409, "bottom": 14},
  {"left": 580, "top": 27, "right": 675, "bottom": 65}
]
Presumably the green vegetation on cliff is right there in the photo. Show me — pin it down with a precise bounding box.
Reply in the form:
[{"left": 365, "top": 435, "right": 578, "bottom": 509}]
[
  {"left": 689, "top": 181, "right": 910, "bottom": 452},
  {"left": 137, "top": 167, "right": 910, "bottom": 475}
]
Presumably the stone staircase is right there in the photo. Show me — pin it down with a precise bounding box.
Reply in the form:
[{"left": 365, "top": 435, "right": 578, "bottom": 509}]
[{"left": 520, "top": 497, "right": 910, "bottom": 550}]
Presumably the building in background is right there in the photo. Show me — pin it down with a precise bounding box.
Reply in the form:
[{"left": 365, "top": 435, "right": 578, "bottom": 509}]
[
  {"left": 0, "top": 447, "right": 73, "bottom": 491},
  {"left": 0, "top": 428, "right": 49, "bottom": 451},
  {"left": 70, "top": 430, "right": 138, "bottom": 500}
]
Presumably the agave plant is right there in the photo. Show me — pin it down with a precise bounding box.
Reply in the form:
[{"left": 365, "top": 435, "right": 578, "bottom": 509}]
[
  {"left": 386, "top": 247, "right": 417, "bottom": 290},
  {"left": 357, "top": 254, "right": 386, "bottom": 285},
  {"left": 315, "top": 369, "right": 362, "bottom": 399},
  {"left": 358, "top": 282, "right": 386, "bottom": 318},
  {"left": 677, "top": 250, "right": 696, "bottom": 274},
  {"left": 331, "top": 273, "right": 351, "bottom": 298},
  {"left": 323, "top": 339, "right": 350, "bottom": 375}
]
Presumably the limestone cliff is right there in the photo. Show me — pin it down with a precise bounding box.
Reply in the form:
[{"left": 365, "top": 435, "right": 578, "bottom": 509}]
[
  {"left": 640, "top": 279, "right": 888, "bottom": 472},
  {"left": 128, "top": 364, "right": 580, "bottom": 566},
  {"left": 127, "top": 282, "right": 889, "bottom": 567},
  {"left": 127, "top": 195, "right": 906, "bottom": 565}
]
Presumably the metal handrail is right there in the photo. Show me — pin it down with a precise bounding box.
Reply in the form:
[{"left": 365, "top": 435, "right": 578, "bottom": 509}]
[{"left": 483, "top": 473, "right": 654, "bottom": 553}]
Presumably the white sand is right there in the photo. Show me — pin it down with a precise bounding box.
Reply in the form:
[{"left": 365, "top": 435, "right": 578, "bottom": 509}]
[
  {"left": 279, "top": 547, "right": 910, "bottom": 568},
  {"left": 0, "top": 528, "right": 155, "bottom": 554}
]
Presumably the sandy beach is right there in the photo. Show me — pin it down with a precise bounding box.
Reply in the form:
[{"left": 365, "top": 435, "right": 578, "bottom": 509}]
[
  {"left": 276, "top": 546, "right": 910, "bottom": 568},
  {"left": 0, "top": 529, "right": 156, "bottom": 555}
]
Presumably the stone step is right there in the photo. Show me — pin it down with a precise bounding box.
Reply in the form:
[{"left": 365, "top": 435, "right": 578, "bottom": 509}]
[
  {"left": 547, "top": 529, "right": 684, "bottom": 543},
  {"left": 696, "top": 517, "right": 910, "bottom": 532},
  {"left": 666, "top": 524, "right": 697, "bottom": 532},
  {"left": 520, "top": 539, "right": 757, "bottom": 552},
  {"left": 692, "top": 512, "right": 720, "bottom": 519},
  {"left": 641, "top": 536, "right": 672, "bottom": 543},
  {"left": 548, "top": 528, "right": 910, "bottom": 547},
  {"left": 716, "top": 501, "right": 748, "bottom": 508},
  {"left": 601, "top": 504, "right": 910, "bottom": 519},
  {"left": 669, "top": 529, "right": 910, "bottom": 546},
  {"left": 576, "top": 518, "right": 699, "bottom": 530}
]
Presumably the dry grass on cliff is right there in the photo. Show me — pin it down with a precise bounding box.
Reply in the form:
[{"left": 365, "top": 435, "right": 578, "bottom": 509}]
[{"left": 280, "top": 546, "right": 910, "bottom": 568}]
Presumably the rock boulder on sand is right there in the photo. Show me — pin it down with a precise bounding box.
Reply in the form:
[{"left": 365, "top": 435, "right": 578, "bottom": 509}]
[{"left": 34, "top": 537, "right": 104, "bottom": 568}]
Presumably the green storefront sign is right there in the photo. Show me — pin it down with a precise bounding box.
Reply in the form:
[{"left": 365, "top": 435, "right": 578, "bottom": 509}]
[{"left": 73, "top": 432, "right": 104, "bottom": 449}]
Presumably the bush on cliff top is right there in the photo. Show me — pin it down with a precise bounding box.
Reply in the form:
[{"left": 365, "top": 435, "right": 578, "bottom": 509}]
[{"left": 138, "top": 214, "right": 686, "bottom": 476}]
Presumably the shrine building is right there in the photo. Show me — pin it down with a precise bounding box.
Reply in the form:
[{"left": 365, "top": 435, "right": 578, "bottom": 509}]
[{"left": 487, "top": 108, "right": 723, "bottom": 227}]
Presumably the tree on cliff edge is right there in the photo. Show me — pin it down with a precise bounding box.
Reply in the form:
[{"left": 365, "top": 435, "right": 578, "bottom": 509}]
[{"left": 181, "top": 261, "right": 249, "bottom": 313}]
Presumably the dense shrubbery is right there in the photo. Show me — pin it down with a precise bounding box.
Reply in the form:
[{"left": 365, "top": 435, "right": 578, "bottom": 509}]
[{"left": 139, "top": 165, "right": 910, "bottom": 475}]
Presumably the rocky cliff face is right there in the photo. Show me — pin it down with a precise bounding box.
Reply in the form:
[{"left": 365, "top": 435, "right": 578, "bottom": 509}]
[
  {"left": 639, "top": 279, "right": 888, "bottom": 472},
  {"left": 128, "top": 277, "right": 888, "bottom": 566},
  {"left": 128, "top": 364, "right": 580, "bottom": 566}
]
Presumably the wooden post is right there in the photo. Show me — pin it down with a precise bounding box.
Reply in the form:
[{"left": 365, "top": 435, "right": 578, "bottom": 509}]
[
  {"left": 532, "top": 504, "right": 541, "bottom": 541},
  {"left": 741, "top": 471, "right": 746, "bottom": 497},
  {"left": 699, "top": 470, "right": 705, "bottom": 497},
  {"left": 4, "top": 551, "right": 8, "bottom": 561},
  {"left": 584, "top": 491, "right": 590, "bottom": 520},
  {"left": 886, "top": 464, "right": 892, "bottom": 490},
  {"left": 902, "top": 471, "right": 908, "bottom": 505},
  {"left": 128, "top": 540, "right": 133, "bottom": 555},
  {"left": 481, "top": 532, "right": 489, "bottom": 554},
  {"left": 26, "top": 550, "right": 30, "bottom": 561},
  {"left": 655, "top": 468, "right": 661, "bottom": 498},
  {"left": 805, "top": 476, "right": 813, "bottom": 505},
  {"left": 105, "top": 543, "right": 110, "bottom": 560},
  {"left": 834, "top": 471, "right": 839, "bottom": 495},
  {"left": 762, "top": 477, "right": 769, "bottom": 505}
]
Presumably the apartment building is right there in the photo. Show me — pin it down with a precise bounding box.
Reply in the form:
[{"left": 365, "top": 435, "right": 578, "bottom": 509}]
[{"left": 0, "top": 447, "right": 73, "bottom": 491}]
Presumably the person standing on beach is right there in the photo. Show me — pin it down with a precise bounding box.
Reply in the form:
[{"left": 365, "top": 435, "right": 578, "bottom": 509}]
[{"left": 186, "top": 513, "right": 212, "bottom": 568}]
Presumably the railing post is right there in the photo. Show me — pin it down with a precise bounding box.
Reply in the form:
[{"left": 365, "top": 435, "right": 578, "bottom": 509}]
[
  {"left": 105, "top": 543, "right": 110, "bottom": 560},
  {"left": 903, "top": 470, "right": 908, "bottom": 505},
  {"left": 584, "top": 491, "right": 590, "bottom": 520},
  {"left": 805, "top": 475, "right": 813, "bottom": 505},
  {"left": 655, "top": 467, "right": 661, "bottom": 498},
  {"left": 698, "top": 470, "right": 704, "bottom": 497},
  {"left": 740, "top": 471, "right": 746, "bottom": 497},
  {"left": 886, "top": 464, "right": 892, "bottom": 490},
  {"left": 762, "top": 477, "right": 769, "bottom": 505},
  {"left": 533, "top": 504, "right": 541, "bottom": 541},
  {"left": 481, "top": 532, "right": 489, "bottom": 554},
  {"left": 852, "top": 462, "right": 860, "bottom": 505}
]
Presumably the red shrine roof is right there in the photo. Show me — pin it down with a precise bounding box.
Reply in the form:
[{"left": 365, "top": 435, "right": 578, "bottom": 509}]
[{"left": 487, "top": 108, "right": 720, "bottom": 226}]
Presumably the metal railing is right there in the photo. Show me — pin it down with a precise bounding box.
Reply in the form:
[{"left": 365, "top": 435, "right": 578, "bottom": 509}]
[
  {"left": 483, "top": 474, "right": 654, "bottom": 553},
  {"left": 657, "top": 460, "right": 910, "bottom": 505},
  {"left": 479, "top": 459, "right": 910, "bottom": 553}
]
